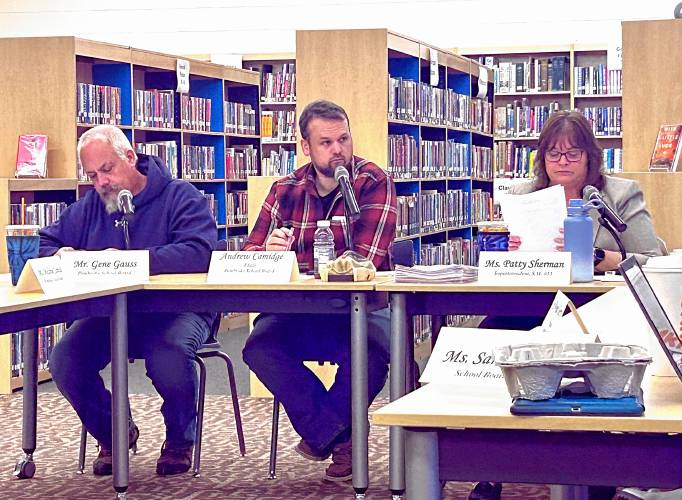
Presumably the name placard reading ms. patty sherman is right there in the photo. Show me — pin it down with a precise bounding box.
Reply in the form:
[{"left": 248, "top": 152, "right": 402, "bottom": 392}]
[
  {"left": 60, "top": 250, "right": 150, "bottom": 285},
  {"left": 477, "top": 251, "right": 571, "bottom": 285},
  {"left": 207, "top": 251, "right": 299, "bottom": 284}
]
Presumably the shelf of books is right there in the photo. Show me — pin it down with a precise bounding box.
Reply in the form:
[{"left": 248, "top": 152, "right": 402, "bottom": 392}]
[
  {"left": 242, "top": 54, "right": 298, "bottom": 178},
  {"left": 459, "top": 44, "right": 623, "bottom": 179},
  {"left": 297, "top": 28, "right": 494, "bottom": 347},
  {"left": 0, "top": 36, "right": 263, "bottom": 391},
  {"left": 298, "top": 29, "right": 493, "bottom": 265}
]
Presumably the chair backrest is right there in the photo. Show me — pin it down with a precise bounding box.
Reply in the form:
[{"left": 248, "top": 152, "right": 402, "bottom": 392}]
[
  {"left": 391, "top": 239, "right": 415, "bottom": 267},
  {"left": 204, "top": 314, "right": 222, "bottom": 347},
  {"left": 201, "top": 240, "right": 228, "bottom": 347}
]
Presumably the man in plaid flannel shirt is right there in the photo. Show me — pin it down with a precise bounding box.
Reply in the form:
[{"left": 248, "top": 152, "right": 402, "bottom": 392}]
[{"left": 243, "top": 100, "right": 396, "bottom": 482}]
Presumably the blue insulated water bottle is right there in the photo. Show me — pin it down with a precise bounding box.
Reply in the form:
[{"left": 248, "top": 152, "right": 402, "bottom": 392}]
[{"left": 564, "top": 198, "right": 593, "bottom": 283}]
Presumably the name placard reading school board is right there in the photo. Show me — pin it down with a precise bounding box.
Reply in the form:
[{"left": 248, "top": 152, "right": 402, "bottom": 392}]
[
  {"left": 477, "top": 251, "right": 571, "bottom": 286},
  {"left": 420, "top": 327, "right": 597, "bottom": 387},
  {"left": 207, "top": 251, "right": 299, "bottom": 284},
  {"left": 60, "top": 250, "right": 150, "bottom": 285},
  {"left": 15, "top": 256, "right": 65, "bottom": 295}
]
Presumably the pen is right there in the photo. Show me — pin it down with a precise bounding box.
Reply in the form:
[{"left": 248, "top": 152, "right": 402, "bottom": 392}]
[{"left": 281, "top": 225, "right": 295, "bottom": 250}]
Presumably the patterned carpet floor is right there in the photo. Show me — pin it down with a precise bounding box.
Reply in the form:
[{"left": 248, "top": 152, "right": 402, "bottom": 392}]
[{"left": 0, "top": 393, "right": 551, "bottom": 499}]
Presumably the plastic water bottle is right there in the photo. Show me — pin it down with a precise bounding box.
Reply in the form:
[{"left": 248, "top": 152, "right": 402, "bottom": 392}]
[
  {"left": 564, "top": 198, "right": 593, "bottom": 282},
  {"left": 313, "top": 219, "right": 335, "bottom": 278}
]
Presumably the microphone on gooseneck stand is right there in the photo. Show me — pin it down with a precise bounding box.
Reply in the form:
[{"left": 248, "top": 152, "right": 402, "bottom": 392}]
[
  {"left": 334, "top": 166, "right": 360, "bottom": 221},
  {"left": 115, "top": 189, "right": 135, "bottom": 250},
  {"left": 117, "top": 189, "right": 135, "bottom": 219},
  {"left": 582, "top": 184, "right": 627, "bottom": 261},
  {"left": 582, "top": 185, "right": 627, "bottom": 232},
  {"left": 334, "top": 165, "right": 360, "bottom": 250}
]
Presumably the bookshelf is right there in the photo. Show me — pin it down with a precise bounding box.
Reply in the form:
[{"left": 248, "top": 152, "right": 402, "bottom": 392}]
[
  {"left": 459, "top": 44, "right": 623, "bottom": 178},
  {"left": 619, "top": 19, "right": 682, "bottom": 250},
  {"left": 0, "top": 36, "right": 262, "bottom": 392},
  {"left": 242, "top": 53, "right": 298, "bottom": 177},
  {"left": 296, "top": 29, "right": 494, "bottom": 268}
]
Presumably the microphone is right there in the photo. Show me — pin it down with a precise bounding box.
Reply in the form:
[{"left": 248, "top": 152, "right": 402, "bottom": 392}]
[
  {"left": 334, "top": 165, "right": 360, "bottom": 221},
  {"left": 582, "top": 185, "right": 627, "bottom": 232},
  {"left": 117, "top": 189, "right": 135, "bottom": 218}
]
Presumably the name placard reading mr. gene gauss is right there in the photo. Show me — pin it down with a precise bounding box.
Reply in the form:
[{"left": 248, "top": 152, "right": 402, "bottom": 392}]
[{"left": 60, "top": 250, "right": 149, "bottom": 285}]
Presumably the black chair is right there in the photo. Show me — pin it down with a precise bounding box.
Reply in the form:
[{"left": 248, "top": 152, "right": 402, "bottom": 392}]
[
  {"left": 267, "top": 239, "right": 415, "bottom": 479},
  {"left": 77, "top": 314, "right": 246, "bottom": 477}
]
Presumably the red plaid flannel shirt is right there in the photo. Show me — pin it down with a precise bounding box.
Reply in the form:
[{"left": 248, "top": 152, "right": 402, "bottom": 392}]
[{"left": 244, "top": 156, "right": 397, "bottom": 272}]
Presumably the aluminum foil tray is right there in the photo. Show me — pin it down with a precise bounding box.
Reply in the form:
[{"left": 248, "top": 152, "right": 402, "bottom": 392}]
[{"left": 494, "top": 343, "right": 652, "bottom": 401}]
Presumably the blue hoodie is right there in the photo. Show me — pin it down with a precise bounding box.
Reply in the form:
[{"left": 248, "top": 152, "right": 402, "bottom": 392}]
[{"left": 40, "top": 154, "right": 217, "bottom": 275}]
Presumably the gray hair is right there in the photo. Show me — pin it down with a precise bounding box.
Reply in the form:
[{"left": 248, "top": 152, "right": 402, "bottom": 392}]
[{"left": 77, "top": 125, "right": 136, "bottom": 164}]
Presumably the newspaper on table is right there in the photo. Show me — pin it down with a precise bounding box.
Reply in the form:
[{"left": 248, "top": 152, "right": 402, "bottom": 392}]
[{"left": 394, "top": 264, "right": 478, "bottom": 283}]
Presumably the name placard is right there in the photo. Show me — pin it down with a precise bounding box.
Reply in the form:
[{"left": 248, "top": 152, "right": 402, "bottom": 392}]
[
  {"left": 207, "top": 251, "right": 299, "bottom": 284},
  {"left": 477, "top": 251, "right": 571, "bottom": 285},
  {"left": 15, "top": 256, "right": 65, "bottom": 295},
  {"left": 541, "top": 290, "right": 571, "bottom": 331},
  {"left": 60, "top": 250, "right": 150, "bottom": 285},
  {"left": 420, "top": 327, "right": 595, "bottom": 387}
]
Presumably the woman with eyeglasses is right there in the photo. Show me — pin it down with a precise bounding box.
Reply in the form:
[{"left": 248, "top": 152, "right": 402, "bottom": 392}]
[
  {"left": 507, "top": 110, "right": 661, "bottom": 270},
  {"left": 471, "top": 111, "right": 662, "bottom": 500}
]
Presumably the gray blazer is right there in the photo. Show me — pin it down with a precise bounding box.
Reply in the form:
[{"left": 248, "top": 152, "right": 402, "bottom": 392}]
[{"left": 509, "top": 176, "right": 662, "bottom": 264}]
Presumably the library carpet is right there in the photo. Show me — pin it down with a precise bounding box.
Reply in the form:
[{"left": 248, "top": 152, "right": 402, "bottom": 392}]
[{"left": 0, "top": 393, "right": 550, "bottom": 499}]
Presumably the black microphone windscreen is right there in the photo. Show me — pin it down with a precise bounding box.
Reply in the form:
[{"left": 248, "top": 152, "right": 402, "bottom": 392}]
[{"left": 334, "top": 165, "right": 349, "bottom": 182}]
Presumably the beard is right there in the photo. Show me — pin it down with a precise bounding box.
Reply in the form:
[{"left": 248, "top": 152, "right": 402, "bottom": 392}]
[
  {"left": 98, "top": 185, "right": 122, "bottom": 214},
  {"left": 314, "top": 155, "right": 349, "bottom": 179}
]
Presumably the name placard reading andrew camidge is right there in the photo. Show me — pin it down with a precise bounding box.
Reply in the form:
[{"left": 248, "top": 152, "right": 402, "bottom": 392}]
[
  {"left": 477, "top": 251, "right": 571, "bottom": 286},
  {"left": 207, "top": 251, "right": 299, "bottom": 284},
  {"left": 60, "top": 250, "right": 149, "bottom": 285}
]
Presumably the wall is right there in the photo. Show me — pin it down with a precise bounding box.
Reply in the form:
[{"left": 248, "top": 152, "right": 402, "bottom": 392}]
[{"left": 0, "top": 1, "right": 675, "bottom": 58}]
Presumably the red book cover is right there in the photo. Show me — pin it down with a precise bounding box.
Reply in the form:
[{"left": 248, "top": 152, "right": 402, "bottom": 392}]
[
  {"left": 649, "top": 124, "right": 682, "bottom": 172},
  {"left": 15, "top": 134, "right": 48, "bottom": 178}
]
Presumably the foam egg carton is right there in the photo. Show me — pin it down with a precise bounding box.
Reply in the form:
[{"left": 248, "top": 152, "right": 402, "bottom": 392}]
[{"left": 494, "top": 343, "right": 652, "bottom": 401}]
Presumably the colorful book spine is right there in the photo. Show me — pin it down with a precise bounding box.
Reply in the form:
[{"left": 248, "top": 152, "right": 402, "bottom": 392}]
[
  {"left": 181, "top": 145, "right": 215, "bottom": 180},
  {"left": 226, "top": 145, "right": 259, "bottom": 179},
  {"left": 261, "top": 147, "right": 296, "bottom": 177},
  {"left": 77, "top": 83, "right": 122, "bottom": 125},
  {"left": 226, "top": 191, "right": 248, "bottom": 225}
]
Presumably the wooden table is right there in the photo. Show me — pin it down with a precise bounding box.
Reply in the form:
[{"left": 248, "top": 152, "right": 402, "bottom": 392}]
[
  {"left": 136, "top": 274, "right": 391, "bottom": 499},
  {"left": 372, "top": 376, "right": 682, "bottom": 500},
  {"left": 0, "top": 282, "right": 139, "bottom": 496},
  {"left": 375, "top": 279, "right": 620, "bottom": 496},
  {"left": 4, "top": 275, "right": 391, "bottom": 499}
]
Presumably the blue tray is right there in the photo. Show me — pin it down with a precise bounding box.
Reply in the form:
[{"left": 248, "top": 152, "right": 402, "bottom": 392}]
[{"left": 511, "top": 392, "right": 644, "bottom": 416}]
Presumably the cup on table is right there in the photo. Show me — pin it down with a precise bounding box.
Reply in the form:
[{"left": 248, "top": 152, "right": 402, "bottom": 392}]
[{"left": 6, "top": 224, "right": 40, "bottom": 286}]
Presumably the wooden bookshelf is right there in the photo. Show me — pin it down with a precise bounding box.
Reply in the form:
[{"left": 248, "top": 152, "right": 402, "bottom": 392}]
[
  {"left": 622, "top": 20, "right": 682, "bottom": 174},
  {"left": 615, "top": 172, "right": 682, "bottom": 250},
  {"left": 242, "top": 54, "right": 297, "bottom": 177},
  {"left": 618, "top": 19, "right": 682, "bottom": 251},
  {"left": 460, "top": 35, "right": 681, "bottom": 252},
  {"left": 458, "top": 44, "right": 623, "bottom": 178},
  {"left": 296, "top": 28, "right": 494, "bottom": 266},
  {"left": 0, "top": 36, "right": 263, "bottom": 391},
  {"left": 11, "top": 369, "right": 53, "bottom": 391}
]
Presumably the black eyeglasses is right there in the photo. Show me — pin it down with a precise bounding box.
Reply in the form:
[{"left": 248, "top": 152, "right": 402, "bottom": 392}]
[{"left": 545, "top": 149, "right": 584, "bottom": 163}]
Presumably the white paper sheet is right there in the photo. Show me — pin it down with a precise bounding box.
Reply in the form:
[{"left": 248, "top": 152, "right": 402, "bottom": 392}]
[
  {"left": 550, "top": 288, "right": 647, "bottom": 344},
  {"left": 500, "top": 184, "right": 567, "bottom": 252},
  {"left": 421, "top": 327, "right": 597, "bottom": 388}
]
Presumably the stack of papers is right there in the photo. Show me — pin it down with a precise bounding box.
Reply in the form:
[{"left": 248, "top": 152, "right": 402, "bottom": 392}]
[{"left": 394, "top": 264, "right": 478, "bottom": 283}]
